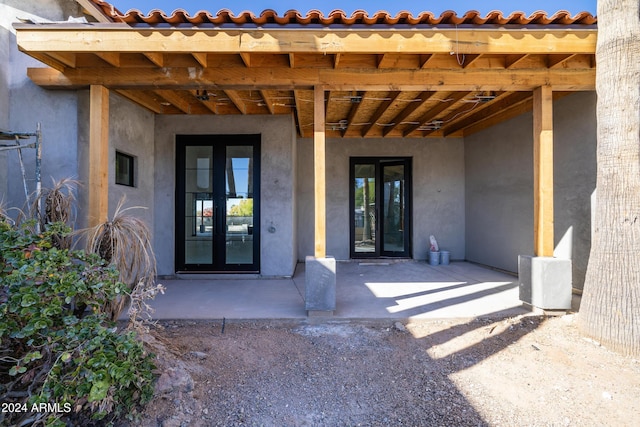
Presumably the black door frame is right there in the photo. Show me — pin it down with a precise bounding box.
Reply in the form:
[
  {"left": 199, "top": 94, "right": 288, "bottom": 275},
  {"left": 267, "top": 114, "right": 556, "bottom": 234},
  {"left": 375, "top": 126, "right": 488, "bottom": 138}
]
[
  {"left": 350, "top": 157, "right": 412, "bottom": 258},
  {"left": 175, "top": 134, "right": 260, "bottom": 272}
]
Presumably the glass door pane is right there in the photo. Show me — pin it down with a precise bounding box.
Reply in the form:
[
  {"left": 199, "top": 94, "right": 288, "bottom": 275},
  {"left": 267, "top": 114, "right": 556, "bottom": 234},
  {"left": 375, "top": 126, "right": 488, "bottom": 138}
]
[
  {"left": 353, "top": 163, "right": 376, "bottom": 254},
  {"left": 225, "top": 146, "right": 254, "bottom": 265},
  {"left": 176, "top": 135, "right": 260, "bottom": 272},
  {"left": 351, "top": 157, "right": 411, "bottom": 259},
  {"left": 382, "top": 163, "right": 405, "bottom": 254},
  {"left": 184, "top": 146, "right": 214, "bottom": 265}
]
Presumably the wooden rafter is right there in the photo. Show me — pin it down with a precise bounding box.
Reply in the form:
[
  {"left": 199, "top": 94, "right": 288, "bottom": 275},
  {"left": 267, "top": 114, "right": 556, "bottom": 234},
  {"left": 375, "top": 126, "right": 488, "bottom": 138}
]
[
  {"left": 144, "top": 53, "right": 164, "bottom": 67},
  {"left": 405, "top": 91, "right": 470, "bottom": 136},
  {"left": 548, "top": 54, "right": 578, "bottom": 68},
  {"left": 47, "top": 52, "right": 76, "bottom": 68},
  {"left": 115, "top": 89, "right": 164, "bottom": 114},
  {"left": 224, "top": 90, "right": 247, "bottom": 114},
  {"left": 260, "top": 90, "right": 275, "bottom": 114},
  {"left": 192, "top": 53, "right": 208, "bottom": 67},
  {"left": 449, "top": 92, "right": 531, "bottom": 135},
  {"left": 383, "top": 91, "right": 436, "bottom": 136},
  {"left": 154, "top": 90, "right": 191, "bottom": 114},
  {"left": 505, "top": 54, "right": 529, "bottom": 69},
  {"left": 240, "top": 53, "right": 251, "bottom": 67},
  {"left": 361, "top": 91, "right": 401, "bottom": 137},
  {"left": 95, "top": 52, "right": 120, "bottom": 67},
  {"left": 461, "top": 54, "right": 481, "bottom": 69},
  {"left": 341, "top": 91, "right": 365, "bottom": 136}
]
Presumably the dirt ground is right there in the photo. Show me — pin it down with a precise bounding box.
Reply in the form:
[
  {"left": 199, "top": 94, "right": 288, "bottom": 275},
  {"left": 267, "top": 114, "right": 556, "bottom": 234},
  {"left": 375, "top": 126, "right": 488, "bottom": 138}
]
[{"left": 129, "top": 313, "right": 640, "bottom": 427}]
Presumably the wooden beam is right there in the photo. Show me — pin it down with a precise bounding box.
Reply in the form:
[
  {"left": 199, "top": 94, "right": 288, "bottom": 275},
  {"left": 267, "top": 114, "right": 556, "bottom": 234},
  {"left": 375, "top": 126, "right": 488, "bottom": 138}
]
[
  {"left": 25, "top": 52, "right": 68, "bottom": 72},
  {"left": 144, "top": 52, "right": 164, "bottom": 67},
  {"left": 224, "top": 90, "right": 247, "bottom": 114},
  {"left": 74, "top": 0, "right": 115, "bottom": 23},
  {"left": 95, "top": 52, "right": 120, "bottom": 67},
  {"left": 443, "top": 91, "right": 531, "bottom": 136},
  {"left": 293, "top": 90, "right": 305, "bottom": 137},
  {"left": 548, "top": 54, "right": 578, "bottom": 69},
  {"left": 505, "top": 54, "right": 528, "bottom": 69},
  {"left": 419, "top": 54, "right": 434, "bottom": 68},
  {"left": 192, "top": 53, "right": 208, "bottom": 67},
  {"left": 16, "top": 26, "right": 597, "bottom": 55},
  {"left": 314, "top": 86, "right": 326, "bottom": 258},
  {"left": 383, "top": 91, "right": 436, "bottom": 136},
  {"left": 260, "top": 90, "right": 276, "bottom": 114},
  {"left": 26, "top": 66, "right": 596, "bottom": 92},
  {"left": 404, "top": 91, "right": 469, "bottom": 136},
  {"left": 47, "top": 52, "right": 76, "bottom": 68},
  {"left": 361, "top": 91, "right": 401, "bottom": 137},
  {"left": 341, "top": 91, "right": 364, "bottom": 136},
  {"left": 154, "top": 89, "right": 192, "bottom": 113},
  {"left": 239, "top": 52, "right": 251, "bottom": 67},
  {"left": 461, "top": 54, "right": 481, "bottom": 68},
  {"left": 114, "top": 89, "right": 163, "bottom": 113},
  {"left": 88, "top": 85, "right": 109, "bottom": 226},
  {"left": 533, "top": 86, "right": 554, "bottom": 257},
  {"left": 333, "top": 53, "right": 341, "bottom": 68},
  {"left": 458, "top": 98, "right": 533, "bottom": 137}
]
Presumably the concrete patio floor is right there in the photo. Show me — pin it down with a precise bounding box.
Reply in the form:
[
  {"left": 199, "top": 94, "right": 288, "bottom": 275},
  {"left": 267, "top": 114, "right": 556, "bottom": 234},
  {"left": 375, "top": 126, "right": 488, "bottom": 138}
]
[{"left": 147, "top": 261, "right": 532, "bottom": 320}]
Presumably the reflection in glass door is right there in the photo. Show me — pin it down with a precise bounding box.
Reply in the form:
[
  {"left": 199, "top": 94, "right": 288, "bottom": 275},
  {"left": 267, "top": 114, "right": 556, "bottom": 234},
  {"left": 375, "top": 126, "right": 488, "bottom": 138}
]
[
  {"left": 350, "top": 158, "right": 411, "bottom": 258},
  {"left": 176, "top": 135, "right": 260, "bottom": 272},
  {"left": 353, "top": 164, "right": 377, "bottom": 254},
  {"left": 382, "top": 162, "right": 406, "bottom": 254}
]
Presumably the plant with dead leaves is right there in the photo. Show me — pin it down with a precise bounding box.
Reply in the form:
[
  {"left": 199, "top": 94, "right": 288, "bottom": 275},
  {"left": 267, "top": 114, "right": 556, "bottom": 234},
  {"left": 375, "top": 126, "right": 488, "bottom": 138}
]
[{"left": 84, "top": 197, "right": 164, "bottom": 327}]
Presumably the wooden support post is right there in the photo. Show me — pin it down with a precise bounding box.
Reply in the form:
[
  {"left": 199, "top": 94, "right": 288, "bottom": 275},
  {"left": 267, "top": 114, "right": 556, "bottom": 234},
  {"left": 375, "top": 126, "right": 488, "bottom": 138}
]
[
  {"left": 533, "top": 85, "right": 554, "bottom": 257},
  {"left": 314, "top": 86, "right": 326, "bottom": 258},
  {"left": 89, "top": 85, "right": 109, "bottom": 227}
]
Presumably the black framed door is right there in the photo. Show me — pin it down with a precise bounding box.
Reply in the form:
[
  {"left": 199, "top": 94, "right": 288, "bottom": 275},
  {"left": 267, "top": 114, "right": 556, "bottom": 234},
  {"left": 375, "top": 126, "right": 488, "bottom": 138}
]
[
  {"left": 176, "top": 135, "right": 260, "bottom": 272},
  {"left": 350, "top": 157, "right": 411, "bottom": 258}
]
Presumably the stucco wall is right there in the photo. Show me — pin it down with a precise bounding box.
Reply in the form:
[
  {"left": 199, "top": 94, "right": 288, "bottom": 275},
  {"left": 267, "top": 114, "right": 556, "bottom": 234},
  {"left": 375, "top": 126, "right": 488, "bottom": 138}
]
[
  {"left": 465, "top": 92, "right": 596, "bottom": 288},
  {"left": 0, "top": 3, "right": 10, "bottom": 198},
  {"left": 154, "top": 114, "right": 297, "bottom": 277},
  {"left": 77, "top": 91, "right": 155, "bottom": 234},
  {"left": 297, "top": 137, "right": 465, "bottom": 261},
  {"left": 0, "top": 0, "right": 82, "bottom": 214},
  {"left": 552, "top": 92, "right": 597, "bottom": 289}
]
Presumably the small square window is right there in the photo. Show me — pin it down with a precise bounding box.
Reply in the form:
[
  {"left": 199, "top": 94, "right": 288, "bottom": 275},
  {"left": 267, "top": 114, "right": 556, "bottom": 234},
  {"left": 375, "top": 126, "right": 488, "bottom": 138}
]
[{"left": 115, "top": 151, "right": 135, "bottom": 187}]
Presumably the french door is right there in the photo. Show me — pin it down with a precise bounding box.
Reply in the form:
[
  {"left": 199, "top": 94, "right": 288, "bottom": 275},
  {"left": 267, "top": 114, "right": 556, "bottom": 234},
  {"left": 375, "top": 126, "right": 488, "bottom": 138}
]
[
  {"left": 350, "top": 157, "right": 411, "bottom": 258},
  {"left": 176, "top": 135, "right": 260, "bottom": 272}
]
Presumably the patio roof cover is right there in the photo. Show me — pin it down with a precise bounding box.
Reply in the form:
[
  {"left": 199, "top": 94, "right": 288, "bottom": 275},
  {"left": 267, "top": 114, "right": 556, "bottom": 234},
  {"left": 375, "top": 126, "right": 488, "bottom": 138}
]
[{"left": 14, "top": 1, "right": 597, "bottom": 138}]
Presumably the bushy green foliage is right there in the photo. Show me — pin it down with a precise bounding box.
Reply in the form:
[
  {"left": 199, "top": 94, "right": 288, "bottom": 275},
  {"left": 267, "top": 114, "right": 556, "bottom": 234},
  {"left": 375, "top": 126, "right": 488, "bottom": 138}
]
[{"left": 0, "top": 220, "right": 156, "bottom": 426}]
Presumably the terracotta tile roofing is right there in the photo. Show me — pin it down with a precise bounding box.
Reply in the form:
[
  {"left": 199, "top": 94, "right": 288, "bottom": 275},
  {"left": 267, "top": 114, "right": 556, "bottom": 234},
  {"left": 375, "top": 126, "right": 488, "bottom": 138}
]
[{"left": 90, "top": 1, "right": 596, "bottom": 27}]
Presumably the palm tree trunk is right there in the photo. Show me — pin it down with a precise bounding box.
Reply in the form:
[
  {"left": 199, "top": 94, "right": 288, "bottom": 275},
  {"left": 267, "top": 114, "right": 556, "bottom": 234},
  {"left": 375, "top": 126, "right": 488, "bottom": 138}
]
[{"left": 579, "top": 0, "right": 640, "bottom": 356}]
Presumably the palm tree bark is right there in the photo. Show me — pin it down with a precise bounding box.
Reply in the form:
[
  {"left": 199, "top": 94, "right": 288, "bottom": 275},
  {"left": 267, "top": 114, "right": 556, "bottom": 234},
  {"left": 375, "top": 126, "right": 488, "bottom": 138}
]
[{"left": 579, "top": 0, "right": 640, "bottom": 356}]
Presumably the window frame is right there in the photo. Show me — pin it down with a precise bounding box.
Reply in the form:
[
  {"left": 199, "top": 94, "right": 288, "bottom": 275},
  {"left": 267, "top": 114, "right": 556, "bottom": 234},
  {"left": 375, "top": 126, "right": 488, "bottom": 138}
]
[{"left": 115, "top": 151, "right": 135, "bottom": 187}]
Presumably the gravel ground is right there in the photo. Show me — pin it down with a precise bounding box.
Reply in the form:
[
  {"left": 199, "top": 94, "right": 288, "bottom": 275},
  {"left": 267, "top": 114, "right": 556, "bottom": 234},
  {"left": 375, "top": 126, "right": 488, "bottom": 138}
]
[{"left": 127, "top": 314, "right": 640, "bottom": 427}]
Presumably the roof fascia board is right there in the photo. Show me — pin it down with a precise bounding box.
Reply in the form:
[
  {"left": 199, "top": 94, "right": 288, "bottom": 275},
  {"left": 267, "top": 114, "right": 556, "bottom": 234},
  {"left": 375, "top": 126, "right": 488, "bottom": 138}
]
[{"left": 15, "top": 26, "right": 597, "bottom": 55}]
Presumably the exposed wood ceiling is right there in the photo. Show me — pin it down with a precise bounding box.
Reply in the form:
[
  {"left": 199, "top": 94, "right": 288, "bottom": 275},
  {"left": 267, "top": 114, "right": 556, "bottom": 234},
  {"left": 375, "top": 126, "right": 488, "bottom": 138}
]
[{"left": 14, "top": 7, "right": 597, "bottom": 138}]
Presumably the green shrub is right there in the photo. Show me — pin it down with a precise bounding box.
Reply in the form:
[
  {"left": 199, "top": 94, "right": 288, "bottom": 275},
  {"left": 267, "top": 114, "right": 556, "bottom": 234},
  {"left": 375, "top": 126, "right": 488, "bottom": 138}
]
[{"left": 0, "top": 220, "right": 156, "bottom": 426}]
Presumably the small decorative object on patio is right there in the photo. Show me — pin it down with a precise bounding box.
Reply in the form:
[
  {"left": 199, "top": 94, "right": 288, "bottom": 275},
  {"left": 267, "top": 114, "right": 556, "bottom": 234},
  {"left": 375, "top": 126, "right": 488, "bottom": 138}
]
[{"left": 429, "top": 235, "right": 440, "bottom": 266}]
